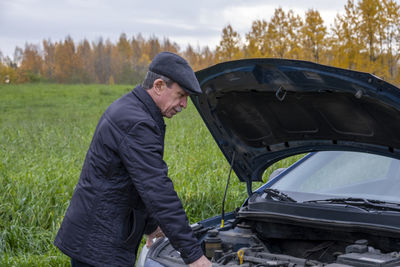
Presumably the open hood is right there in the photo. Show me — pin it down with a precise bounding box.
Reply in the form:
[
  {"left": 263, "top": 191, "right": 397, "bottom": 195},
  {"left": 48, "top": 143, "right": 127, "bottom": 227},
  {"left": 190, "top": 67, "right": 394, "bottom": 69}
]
[{"left": 191, "top": 58, "right": 400, "bottom": 185}]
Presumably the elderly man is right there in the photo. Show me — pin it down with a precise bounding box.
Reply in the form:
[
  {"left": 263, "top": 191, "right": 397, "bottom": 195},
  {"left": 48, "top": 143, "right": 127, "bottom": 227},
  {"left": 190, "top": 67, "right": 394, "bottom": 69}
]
[{"left": 54, "top": 52, "right": 211, "bottom": 267}]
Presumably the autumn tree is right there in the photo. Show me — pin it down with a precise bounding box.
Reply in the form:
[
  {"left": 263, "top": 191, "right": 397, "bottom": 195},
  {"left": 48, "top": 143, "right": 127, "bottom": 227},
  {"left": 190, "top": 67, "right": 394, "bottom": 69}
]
[
  {"left": 76, "top": 39, "right": 94, "bottom": 83},
  {"left": 131, "top": 34, "right": 142, "bottom": 66},
  {"left": 382, "top": 0, "right": 400, "bottom": 80},
  {"left": 358, "top": 0, "right": 382, "bottom": 64},
  {"left": 215, "top": 24, "right": 243, "bottom": 62},
  {"left": 161, "top": 38, "right": 180, "bottom": 54},
  {"left": 131, "top": 34, "right": 149, "bottom": 82},
  {"left": 0, "top": 52, "right": 18, "bottom": 84},
  {"left": 301, "top": 9, "right": 327, "bottom": 63},
  {"left": 197, "top": 46, "right": 215, "bottom": 69},
  {"left": 183, "top": 44, "right": 199, "bottom": 69},
  {"left": 245, "top": 19, "right": 269, "bottom": 58},
  {"left": 267, "top": 8, "right": 290, "bottom": 58},
  {"left": 112, "top": 33, "right": 133, "bottom": 84},
  {"left": 286, "top": 10, "right": 304, "bottom": 59},
  {"left": 146, "top": 36, "right": 162, "bottom": 61},
  {"left": 54, "top": 36, "right": 79, "bottom": 83},
  {"left": 329, "top": 0, "right": 363, "bottom": 69},
  {"left": 19, "top": 44, "right": 44, "bottom": 82},
  {"left": 93, "top": 38, "right": 112, "bottom": 84},
  {"left": 42, "top": 39, "right": 56, "bottom": 81}
]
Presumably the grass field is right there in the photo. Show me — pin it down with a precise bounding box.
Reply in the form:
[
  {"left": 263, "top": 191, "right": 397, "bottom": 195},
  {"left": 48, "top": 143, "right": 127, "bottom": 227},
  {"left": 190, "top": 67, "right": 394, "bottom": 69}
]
[{"left": 0, "top": 83, "right": 302, "bottom": 266}]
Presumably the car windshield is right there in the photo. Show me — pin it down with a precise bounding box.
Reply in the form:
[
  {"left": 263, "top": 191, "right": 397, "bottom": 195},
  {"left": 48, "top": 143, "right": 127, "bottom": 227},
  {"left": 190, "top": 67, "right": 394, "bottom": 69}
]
[{"left": 270, "top": 151, "right": 400, "bottom": 203}]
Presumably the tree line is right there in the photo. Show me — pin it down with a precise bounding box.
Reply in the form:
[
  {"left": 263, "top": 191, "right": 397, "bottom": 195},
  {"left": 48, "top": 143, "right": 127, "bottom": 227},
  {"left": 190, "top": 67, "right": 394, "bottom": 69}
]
[{"left": 1, "top": 0, "right": 399, "bottom": 86}]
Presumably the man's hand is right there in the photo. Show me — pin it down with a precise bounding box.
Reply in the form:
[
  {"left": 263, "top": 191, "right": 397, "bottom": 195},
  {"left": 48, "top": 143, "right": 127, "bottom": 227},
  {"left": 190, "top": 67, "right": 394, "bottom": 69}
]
[
  {"left": 189, "top": 255, "right": 212, "bottom": 267},
  {"left": 145, "top": 226, "right": 164, "bottom": 248}
]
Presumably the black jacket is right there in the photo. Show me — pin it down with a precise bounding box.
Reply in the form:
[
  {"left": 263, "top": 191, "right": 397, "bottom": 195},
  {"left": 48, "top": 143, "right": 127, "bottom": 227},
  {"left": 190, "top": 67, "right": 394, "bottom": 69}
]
[{"left": 54, "top": 85, "right": 203, "bottom": 266}]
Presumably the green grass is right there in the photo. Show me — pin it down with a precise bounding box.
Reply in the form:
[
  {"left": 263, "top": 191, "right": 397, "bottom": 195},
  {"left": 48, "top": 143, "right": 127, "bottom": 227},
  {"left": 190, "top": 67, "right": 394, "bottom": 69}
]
[{"left": 0, "top": 83, "right": 302, "bottom": 266}]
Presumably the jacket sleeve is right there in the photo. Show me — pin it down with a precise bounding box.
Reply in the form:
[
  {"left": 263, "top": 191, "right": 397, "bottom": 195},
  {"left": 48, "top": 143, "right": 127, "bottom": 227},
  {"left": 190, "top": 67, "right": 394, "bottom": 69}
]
[
  {"left": 119, "top": 120, "right": 204, "bottom": 264},
  {"left": 144, "top": 214, "right": 158, "bottom": 235}
]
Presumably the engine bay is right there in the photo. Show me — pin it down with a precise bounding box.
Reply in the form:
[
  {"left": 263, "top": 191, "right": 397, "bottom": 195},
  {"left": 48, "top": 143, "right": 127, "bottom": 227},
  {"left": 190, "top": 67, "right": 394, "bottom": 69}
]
[
  {"left": 202, "top": 221, "right": 400, "bottom": 267},
  {"left": 146, "top": 192, "right": 400, "bottom": 267},
  {"left": 147, "top": 218, "right": 400, "bottom": 267}
]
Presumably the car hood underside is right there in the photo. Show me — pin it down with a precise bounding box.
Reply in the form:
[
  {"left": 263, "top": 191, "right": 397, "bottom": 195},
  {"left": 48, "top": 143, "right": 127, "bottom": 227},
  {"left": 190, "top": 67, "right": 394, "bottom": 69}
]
[{"left": 192, "top": 59, "right": 400, "bottom": 183}]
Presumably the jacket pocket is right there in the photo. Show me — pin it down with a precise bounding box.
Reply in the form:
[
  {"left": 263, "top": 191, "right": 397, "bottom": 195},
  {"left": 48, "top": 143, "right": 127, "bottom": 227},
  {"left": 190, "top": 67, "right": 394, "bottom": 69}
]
[{"left": 122, "top": 208, "right": 146, "bottom": 248}]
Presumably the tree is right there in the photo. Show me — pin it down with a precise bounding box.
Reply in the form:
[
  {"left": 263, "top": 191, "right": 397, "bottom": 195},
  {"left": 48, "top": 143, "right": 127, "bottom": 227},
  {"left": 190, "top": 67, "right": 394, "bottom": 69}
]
[
  {"left": 76, "top": 39, "right": 94, "bottom": 83},
  {"left": 267, "top": 8, "right": 291, "bottom": 58},
  {"left": 131, "top": 34, "right": 144, "bottom": 65},
  {"left": 301, "top": 9, "right": 327, "bottom": 62},
  {"left": 358, "top": 0, "right": 382, "bottom": 63},
  {"left": 19, "top": 43, "right": 43, "bottom": 82},
  {"left": 198, "top": 46, "right": 215, "bottom": 70},
  {"left": 112, "top": 33, "right": 133, "bottom": 84},
  {"left": 147, "top": 36, "right": 161, "bottom": 60},
  {"left": 54, "top": 36, "right": 79, "bottom": 83},
  {"left": 0, "top": 54, "right": 18, "bottom": 84},
  {"left": 162, "top": 38, "right": 179, "bottom": 54},
  {"left": 93, "top": 38, "right": 112, "bottom": 84},
  {"left": 117, "top": 33, "right": 132, "bottom": 59},
  {"left": 286, "top": 10, "right": 304, "bottom": 59},
  {"left": 245, "top": 19, "right": 269, "bottom": 58},
  {"left": 215, "top": 24, "right": 243, "bottom": 62},
  {"left": 13, "top": 47, "right": 23, "bottom": 67},
  {"left": 184, "top": 44, "right": 199, "bottom": 69},
  {"left": 131, "top": 34, "right": 147, "bottom": 82},
  {"left": 329, "top": 0, "right": 363, "bottom": 69},
  {"left": 382, "top": 0, "right": 400, "bottom": 80},
  {"left": 42, "top": 39, "right": 56, "bottom": 82}
]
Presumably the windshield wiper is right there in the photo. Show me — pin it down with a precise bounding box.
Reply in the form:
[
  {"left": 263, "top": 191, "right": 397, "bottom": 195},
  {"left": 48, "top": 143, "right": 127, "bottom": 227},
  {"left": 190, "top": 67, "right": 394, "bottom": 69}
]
[
  {"left": 263, "top": 188, "right": 297, "bottom": 202},
  {"left": 303, "top": 197, "right": 400, "bottom": 212}
]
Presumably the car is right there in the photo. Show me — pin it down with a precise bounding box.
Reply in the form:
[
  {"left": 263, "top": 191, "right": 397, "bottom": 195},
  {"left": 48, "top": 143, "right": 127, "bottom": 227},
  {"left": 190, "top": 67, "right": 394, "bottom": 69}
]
[{"left": 137, "top": 58, "right": 400, "bottom": 267}]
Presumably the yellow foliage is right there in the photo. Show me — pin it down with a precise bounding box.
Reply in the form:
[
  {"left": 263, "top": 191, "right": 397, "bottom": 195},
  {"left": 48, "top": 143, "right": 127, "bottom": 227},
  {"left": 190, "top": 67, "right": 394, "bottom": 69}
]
[
  {"left": 215, "top": 24, "right": 243, "bottom": 62},
  {"left": 0, "top": 64, "right": 18, "bottom": 84}
]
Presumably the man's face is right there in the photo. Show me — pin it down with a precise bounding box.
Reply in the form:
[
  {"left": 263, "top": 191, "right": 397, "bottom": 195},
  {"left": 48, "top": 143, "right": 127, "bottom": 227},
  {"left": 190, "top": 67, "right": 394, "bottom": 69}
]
[{"left": 157, "top": 81, "right": 189, "bottom": 118}]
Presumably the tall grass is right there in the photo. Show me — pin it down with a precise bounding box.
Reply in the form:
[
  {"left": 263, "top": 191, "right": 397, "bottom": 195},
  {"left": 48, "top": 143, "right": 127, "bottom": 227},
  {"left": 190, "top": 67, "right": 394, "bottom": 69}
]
[{"left": 0, "top": 84, "right": 301, "bottom": 266}]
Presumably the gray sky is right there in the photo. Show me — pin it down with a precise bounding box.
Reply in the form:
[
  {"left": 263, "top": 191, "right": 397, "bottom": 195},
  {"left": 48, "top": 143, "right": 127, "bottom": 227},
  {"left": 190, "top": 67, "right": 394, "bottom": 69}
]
[{"left": 0, "top": 0, "right": 349, "bottom": 58}]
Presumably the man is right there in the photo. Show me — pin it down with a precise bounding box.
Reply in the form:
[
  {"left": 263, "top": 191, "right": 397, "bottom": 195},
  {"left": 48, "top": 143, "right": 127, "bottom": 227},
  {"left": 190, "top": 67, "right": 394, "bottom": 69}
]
[{"left": 54, "top": 52, "right": 211, "bottom": 267}]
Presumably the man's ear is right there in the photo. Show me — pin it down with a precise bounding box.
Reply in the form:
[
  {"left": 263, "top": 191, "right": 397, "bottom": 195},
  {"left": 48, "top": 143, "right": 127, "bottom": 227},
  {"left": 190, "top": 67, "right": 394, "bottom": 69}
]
[{"left": 153, "top": 79, "right": 165, "bottom": 95}]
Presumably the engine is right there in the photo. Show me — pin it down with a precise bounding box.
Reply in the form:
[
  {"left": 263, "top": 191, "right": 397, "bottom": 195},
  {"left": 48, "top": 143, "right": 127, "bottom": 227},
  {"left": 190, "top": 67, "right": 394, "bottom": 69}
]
[
  {"left": 201, "top": 222, "right": 400, "bottom": 267},
  {"left": 146, "top": 219, "right": 400, "bottom": 267},
  {"left": 144, "top": 190, "right": 400, "bottom": 267}
]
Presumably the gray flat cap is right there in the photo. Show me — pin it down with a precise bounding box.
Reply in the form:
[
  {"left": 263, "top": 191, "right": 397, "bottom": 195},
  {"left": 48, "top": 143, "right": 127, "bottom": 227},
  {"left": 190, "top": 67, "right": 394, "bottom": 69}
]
[{"left": 149, "top": 52, "right": 202, "bottom": 95}]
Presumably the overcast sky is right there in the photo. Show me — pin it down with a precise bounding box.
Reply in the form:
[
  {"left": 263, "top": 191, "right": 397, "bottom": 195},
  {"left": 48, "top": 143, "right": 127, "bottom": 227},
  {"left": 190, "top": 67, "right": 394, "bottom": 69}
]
[{"left": 0, "top": 0, "right": 349, "bottom": 58}]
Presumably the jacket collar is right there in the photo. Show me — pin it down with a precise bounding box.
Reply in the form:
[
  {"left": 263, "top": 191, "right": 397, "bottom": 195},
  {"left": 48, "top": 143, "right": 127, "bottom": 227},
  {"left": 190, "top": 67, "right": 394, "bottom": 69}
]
[{"left": 132, "top": 85, "right": 166, "bottom": 133}]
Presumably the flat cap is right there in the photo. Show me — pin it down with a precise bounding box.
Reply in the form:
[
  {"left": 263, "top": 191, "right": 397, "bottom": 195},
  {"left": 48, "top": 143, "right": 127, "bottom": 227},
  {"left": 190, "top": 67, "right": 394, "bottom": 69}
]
[{"left": 149, "top": 52, "right": 202, "bottom": 95}]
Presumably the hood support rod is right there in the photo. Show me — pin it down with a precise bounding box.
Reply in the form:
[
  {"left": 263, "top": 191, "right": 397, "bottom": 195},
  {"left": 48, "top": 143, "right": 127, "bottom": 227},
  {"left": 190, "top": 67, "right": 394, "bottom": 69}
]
[
  {"left": 246, "top": 179, "right": 253, "bottom": 197},
  {"left": 221, "top": 151, "right": 235, "bottom": 228}
]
